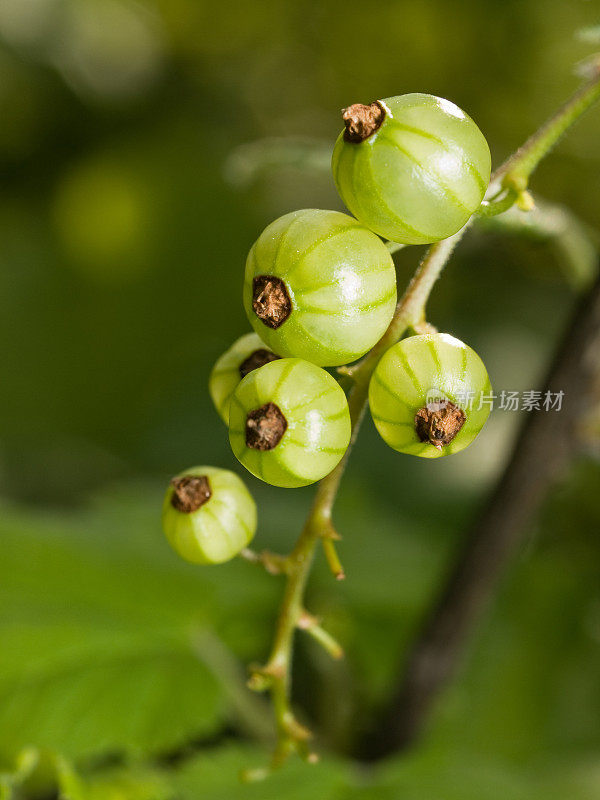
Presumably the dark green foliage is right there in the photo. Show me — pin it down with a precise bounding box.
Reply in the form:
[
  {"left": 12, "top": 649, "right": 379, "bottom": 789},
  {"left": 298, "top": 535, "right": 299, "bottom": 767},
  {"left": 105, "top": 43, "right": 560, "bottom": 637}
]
[
  {"left": 1, "top": 0, "right": 599, "bottom": 796},
  {"left": 0, "top": 460, "right": 599, "bottom": 795}
]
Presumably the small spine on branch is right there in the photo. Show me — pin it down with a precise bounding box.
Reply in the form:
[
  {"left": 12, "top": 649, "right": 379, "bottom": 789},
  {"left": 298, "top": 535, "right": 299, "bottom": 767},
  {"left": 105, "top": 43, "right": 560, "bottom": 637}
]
[
  {"left": 239, "top": 547, "right": 289, "bottom": 575},
  {"left": 297, "top": 611, "right": 344, "bottom": 660}
]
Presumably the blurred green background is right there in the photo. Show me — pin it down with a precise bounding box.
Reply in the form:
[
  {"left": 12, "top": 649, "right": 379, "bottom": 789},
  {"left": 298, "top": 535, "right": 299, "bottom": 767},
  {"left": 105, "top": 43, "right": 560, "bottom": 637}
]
[{"left": 1, "top": 0, "right": 599, "bottom": 798}]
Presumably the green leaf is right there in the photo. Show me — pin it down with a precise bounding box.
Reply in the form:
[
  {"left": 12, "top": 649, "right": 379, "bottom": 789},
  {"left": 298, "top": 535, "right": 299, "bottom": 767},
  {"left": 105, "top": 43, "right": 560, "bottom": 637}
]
[
  {"left": 0, "top": 488, "right": 276, "bottom": 761},
  {"left": 173, "top": 743, "right": 352, "bottom": 800},
  {"left": 0, "top": 628, "right": 222, "bottom": 759},
  {"left": 373, "top": 749, "right": 539, "bottom": 800},
  {"left": 55, "top": 757, "right": 172, "bottom": 800}
]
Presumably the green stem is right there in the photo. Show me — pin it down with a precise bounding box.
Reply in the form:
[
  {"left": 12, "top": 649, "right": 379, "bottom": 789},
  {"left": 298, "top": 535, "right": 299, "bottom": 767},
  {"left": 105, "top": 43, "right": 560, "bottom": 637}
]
[
  {"left": 239, "top": 547, "right": 289, "bottom": 575},
  {"left": 249, "top": 235, "right": 457, "bottom": 759},
  {"left": 476, "top": 189, "right": 518, "bottom": 218},
  {"left": 321, "top": 537, "right": 345, "bottom": 580},
  {"left": 497, "top": 67, "right": 600, "bottom": 188},
  {"left": 298, "top": 611, "right": 344, "bottom": 660},
  {"left": 250, "top": 67, "right": 600, "bottom": 773}
]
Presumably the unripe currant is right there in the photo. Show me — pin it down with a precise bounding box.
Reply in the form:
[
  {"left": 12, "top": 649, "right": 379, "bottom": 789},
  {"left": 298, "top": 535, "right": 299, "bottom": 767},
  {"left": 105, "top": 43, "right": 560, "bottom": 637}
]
[
  {"left": 229, "top": 358, "right": 351, "bottom": 487},
  {"left": 368, "top": 333, "right": 492, "bottom": 457},
  {"left": 209, "top": 332, "right": 280, "bottom": 424},
  {"left": 162, "top": 466, "right": 256, "bottom": 564},
  {"left": 243, "top": 209, "right": 397, "bottom": 368},
  {"left": 332, "top": 94, "right": 491, "bottom": 245}
]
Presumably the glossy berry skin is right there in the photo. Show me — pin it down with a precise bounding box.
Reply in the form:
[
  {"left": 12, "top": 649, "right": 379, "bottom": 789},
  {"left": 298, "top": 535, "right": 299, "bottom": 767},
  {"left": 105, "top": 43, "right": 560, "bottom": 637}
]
[
  {"left": 229, "top": 358, "right": 351, "bottom": 488},
  {"left": 332, "top": 94, "right": 491, "bottom": 245},
  {"left": 243, "top": 209, "right": 397, "bottom": 368},
  {"left": 209, "top": 332, "right": 280, "bottom": 424},
  {"left": 369, "top": 334, "right": 492, "bottom": 458},
  {"left": 162, "top": 466, "right": 256, "bottom": 564}
]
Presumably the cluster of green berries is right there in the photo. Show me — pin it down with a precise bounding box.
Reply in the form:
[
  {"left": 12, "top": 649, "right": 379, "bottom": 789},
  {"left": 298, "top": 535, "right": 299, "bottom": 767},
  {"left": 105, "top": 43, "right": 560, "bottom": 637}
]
[{"left": 163, "top": 94, "right": 493, "bottom": 564}]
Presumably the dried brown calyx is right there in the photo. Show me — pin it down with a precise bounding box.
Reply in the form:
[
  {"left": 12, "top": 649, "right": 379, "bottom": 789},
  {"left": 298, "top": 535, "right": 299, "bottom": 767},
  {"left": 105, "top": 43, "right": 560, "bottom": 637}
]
[
  {"left": 239, "top": 348, "right": 281, "bottom": 379},
  {"left": 170, "top": 475, "right": 212, "bottom": 513},
  {"left": 415, "top": 400, "right": 466, "bottom": 450},
  {"left": 246, "top": 402, "right": 287, "bottom": 451},
  {"left": 342, "top": 101, "right": 386, "bottom": 143},
  {"left": 252, "top": 276, "right": 292, "bottom": 329}
]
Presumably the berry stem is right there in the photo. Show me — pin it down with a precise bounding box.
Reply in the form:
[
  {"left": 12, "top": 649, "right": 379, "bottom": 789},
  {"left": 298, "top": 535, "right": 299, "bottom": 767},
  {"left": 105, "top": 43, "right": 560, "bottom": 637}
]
[
  {"left": 322, "top": 538, "right": 345, "bottom": 581},
  {"left": 297, "top": 610, "right": 344, "bottom": 660},
  {"left": 239, "top": 547, "right": 289, "bottom": 575},
  {"left": 498, "top": 62, "right": 600, "bottom": 188},
  {"left": 476, "top": 189, "right": 518, "bottom": 218},
  {"left": 247, "top": 66, "right": 600, "bottom": 776}
]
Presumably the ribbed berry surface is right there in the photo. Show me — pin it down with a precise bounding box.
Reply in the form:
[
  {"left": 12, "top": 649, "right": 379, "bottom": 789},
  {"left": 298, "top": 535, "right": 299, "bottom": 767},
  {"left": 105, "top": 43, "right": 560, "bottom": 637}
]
[
  {"left": 243, "top": 209, "right": 397, "bottom": 367},
  {"left": 162, "top": 466, "right": 256, "bottom": 563},
  {"left": 369, "top": 334, "right": 492, "bottom": 457},
  {"left": 229, "top": 358, "right": 351, "bottom": 487},
  {"left": 332, "top": 94, "right": 491, "bottom": 245},
  {"left": 209, "top": 332, "right": 278, "bottom": 424}
]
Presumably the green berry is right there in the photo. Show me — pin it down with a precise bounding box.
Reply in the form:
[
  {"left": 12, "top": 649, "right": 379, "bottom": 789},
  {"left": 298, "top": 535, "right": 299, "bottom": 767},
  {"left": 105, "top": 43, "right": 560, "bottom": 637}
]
[
  {"left": 209, "top": 332, "right": 280, "bottom": 424},
  {"left": 332, "top": 94, "right": 491, "bottom": 245},
  {"left": 162, "top": 466, "right": 256, "bottom": 564},
  {"left": 243, "top": 209, "right": 397, "bottom": 367},
  {"left": 229, "top": 358, "right": 351, "bottom": 487},
  {"left": 368, "top": 333, "right": 492, "bottom": 458}
]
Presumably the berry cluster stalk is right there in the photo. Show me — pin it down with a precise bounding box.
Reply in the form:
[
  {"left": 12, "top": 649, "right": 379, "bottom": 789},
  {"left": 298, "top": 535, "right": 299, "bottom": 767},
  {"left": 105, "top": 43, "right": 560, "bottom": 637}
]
[{"left": 244, "top": 65, "right": 600, "bottom": 774}]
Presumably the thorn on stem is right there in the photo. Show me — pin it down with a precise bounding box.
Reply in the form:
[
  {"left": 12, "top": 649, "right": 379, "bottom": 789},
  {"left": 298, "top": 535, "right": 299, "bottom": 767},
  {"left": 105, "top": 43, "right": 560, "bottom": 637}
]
[
  {"left": 322, "top": 537, "right": 345, "bottom": 580},
  {"left": 239, "top": 547, "right": 288, "bottom": 575},
  {"left": 297, "top": 608, "right": 345, "bottom": 660}
]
